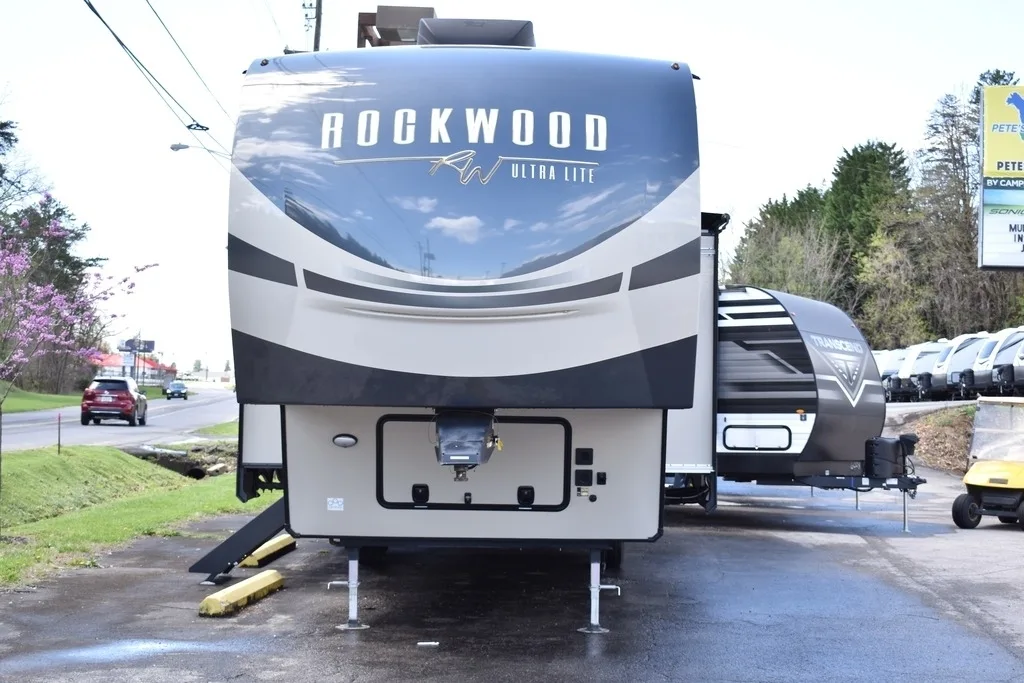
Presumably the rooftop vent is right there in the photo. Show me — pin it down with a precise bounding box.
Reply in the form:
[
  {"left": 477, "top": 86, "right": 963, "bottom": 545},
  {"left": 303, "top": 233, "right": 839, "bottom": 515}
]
[
  {"left": 416, "top": 18, "right": 536, "bottom": 47},
  {"left": 375, "top": 5, "right": 437, "bottom": 44}
]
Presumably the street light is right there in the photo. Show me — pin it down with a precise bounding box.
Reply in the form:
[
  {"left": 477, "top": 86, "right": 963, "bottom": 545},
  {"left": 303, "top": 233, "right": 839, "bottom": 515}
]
[{"left": 170, "top": 143, "right": 231, "bottom": 159}]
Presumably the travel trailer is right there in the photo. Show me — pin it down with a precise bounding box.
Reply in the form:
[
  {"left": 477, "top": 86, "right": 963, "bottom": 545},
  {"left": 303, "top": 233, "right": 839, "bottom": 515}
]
[
  {"left": 888, "top": 340, "right": 949, "bottom": 402},
  {"left": 1010, "top": 340, "right": 1024, "bottom": 395},
  {"left": 919, "top": 332, "right": 989, "bottom": 401},
  {"left": 664, "top": 285, "right": 924, "bottom": 502},
  {"left": 876, "top": 348, "right": 909, "bottom": 400},
  {"left": 964, "top": 327, "right": 1024, "bottom": 398},
  {"left": 198, "top": 9, "right": 924, "bottom": 634}
]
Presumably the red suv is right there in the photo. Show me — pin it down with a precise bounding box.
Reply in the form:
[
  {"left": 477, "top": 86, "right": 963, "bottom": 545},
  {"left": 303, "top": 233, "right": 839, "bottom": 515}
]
[{"left": 81, "top": 377, "right": 149, "bottom": 426}]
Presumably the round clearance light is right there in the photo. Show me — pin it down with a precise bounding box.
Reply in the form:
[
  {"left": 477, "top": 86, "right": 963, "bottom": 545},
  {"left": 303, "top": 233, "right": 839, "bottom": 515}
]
[{"left": 332, "top": 434, "right": 358, "bottom": 448}]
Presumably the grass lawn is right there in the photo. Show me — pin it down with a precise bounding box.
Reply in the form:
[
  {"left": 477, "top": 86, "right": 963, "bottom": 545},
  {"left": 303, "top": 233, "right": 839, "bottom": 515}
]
[
  {"left": 194, "top": 419, "right": 239, "bottom": 438},
  {"left": 0, "top": 383, "right": 179, "bottom": 414},
  {"left": 1, "top": 384, "right": 81, "bottom": 414},
  {"left": 0, "top": 445, "right": 279, "bottom": 586},
  {"left": 139, "top": 385, "right": 164, "bottom": 398}
]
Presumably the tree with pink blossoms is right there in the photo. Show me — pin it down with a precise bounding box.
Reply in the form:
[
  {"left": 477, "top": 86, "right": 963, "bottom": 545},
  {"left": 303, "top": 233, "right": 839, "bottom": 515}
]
[
  {"left": 0, "top": 203, "right": 155, "bottom": 540},
  {"left": 0, "top": 214, "right": 152, "bottom": 406}
]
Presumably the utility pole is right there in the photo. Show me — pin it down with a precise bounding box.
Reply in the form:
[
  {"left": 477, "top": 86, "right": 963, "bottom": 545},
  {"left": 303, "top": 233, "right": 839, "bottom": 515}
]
[
  {"left": 303, "top": 0, "right": 323, "bottom": 51},
  {"left": 314, "top": 0, "right": 323, "bottom": 51},
  {"left": 423, "top": 238, "right": 434, "bottom": 277}
]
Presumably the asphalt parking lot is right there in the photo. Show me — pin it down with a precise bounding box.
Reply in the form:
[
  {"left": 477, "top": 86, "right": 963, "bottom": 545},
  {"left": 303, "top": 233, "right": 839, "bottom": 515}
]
[{"left": 2, "top": 466, "right": 1023, "bottom": 683}]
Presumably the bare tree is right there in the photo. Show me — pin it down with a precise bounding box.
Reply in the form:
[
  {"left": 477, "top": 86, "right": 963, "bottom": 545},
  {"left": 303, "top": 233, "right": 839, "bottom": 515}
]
[
  {"left": 914, "top": 89, "right": 1024, "bottom": 338},
  {"left": 727, "top": 215, "right": 850, "bottom": 306},
  {"left": 0, "top": 155, "right": 47, "bottom": 213}
]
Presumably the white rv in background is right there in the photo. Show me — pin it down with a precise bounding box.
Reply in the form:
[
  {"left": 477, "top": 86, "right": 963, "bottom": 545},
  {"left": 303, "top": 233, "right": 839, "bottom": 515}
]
[
  {"left": 965, "top": 327, "right": 1024, "bottom": 397},
  {"left": 921, "top": 332, "right": 989, "bottom": 400}
]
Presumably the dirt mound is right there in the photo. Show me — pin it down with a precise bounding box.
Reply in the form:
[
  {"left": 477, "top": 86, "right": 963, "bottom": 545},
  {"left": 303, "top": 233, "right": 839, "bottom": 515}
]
[
  {"left": 124, "top": 441, "right": 239, "bottom": 479},
  {"left": 176, "top": 441, "right": 238, "bottom": 475},
  {"left": 903, "top": 406, "right": 975, "bottom": 475}
]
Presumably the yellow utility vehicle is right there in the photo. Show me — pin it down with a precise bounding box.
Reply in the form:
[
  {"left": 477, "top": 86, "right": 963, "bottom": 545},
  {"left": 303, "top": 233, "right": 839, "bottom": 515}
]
[{"left": 952, "top": 396, "right": 1024, "bottom": 530}]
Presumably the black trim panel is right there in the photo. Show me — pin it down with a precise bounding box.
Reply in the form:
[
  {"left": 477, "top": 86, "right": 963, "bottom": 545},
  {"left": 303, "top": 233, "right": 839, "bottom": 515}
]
[
  {"left": 718, "top": 398, "right": 814, "bottom": 414},
  {"left": 701, "top": 212, "right": 731, "bottom": 233},
  {"left": 719, "top": 310, "right": 789, "bottom": 320},
  {"left": 628, "top": 238, "right": 701, "bottom": 291},
  {"left": 717, "top": 453, "right": 797, "bottom": 477},
  {"left": 374, "top": 414, "right": 572, "bottom": 512},
  {"left": 232, "top": 330, "right": 699, "bottom": 409},
  {"left": 706, "top": 227, "right": 720, "bottom": 511},
  {"left": 235, "top": 403, "right": 247, "bottom": 502},
  {"left": 717, "top": 298, "right": 783, "bottom": 309},
  {"left": 227, "top": 234, "right": 297, "bottom": 286},
  {"left": 717, "top": 329, "right": 802, "bottom": 344},
  {"left": 303, "top": 269, "right": 623, "bottom": 309},
  {"left": 277, "top": 537, "right": 635, "bottom": 548},
  {"left": 656, "top": 407, "right": 667, "bottom": 535},
  {"left": 281, "top": 405, "right": 294, "bottom": 536}
]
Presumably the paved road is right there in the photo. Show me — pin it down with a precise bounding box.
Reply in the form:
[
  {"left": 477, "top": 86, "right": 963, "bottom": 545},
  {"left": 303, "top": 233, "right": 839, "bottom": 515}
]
[
  {"left": 884, "top": 398, "right": 967, "bottom": 418},
  {"left": 1, "top": 465, "right": 1022, "bottom": 682},
  {"left": 1, "top": 393, "right": 960, "bottom": 454},
  {"left": 1, "top": 387, "right": 239, "bottom": 451}
]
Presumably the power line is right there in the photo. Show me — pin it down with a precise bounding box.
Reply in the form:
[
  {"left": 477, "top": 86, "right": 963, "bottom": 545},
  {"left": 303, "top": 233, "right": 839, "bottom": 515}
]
[
  {"left": 81, "top": 1, "right": 204, "bottom": 130},
  {"left": 143, "top": 0, "right": 234, "bottom": 126},
  {"left": 80, "top": 0, "right": 230, "bottom": 157},
  {"left": 258, "top": 0, "right": 286, "bottom": 45},
  {"left": 183, "top": 133, "right": 232, "bottom": 172}
]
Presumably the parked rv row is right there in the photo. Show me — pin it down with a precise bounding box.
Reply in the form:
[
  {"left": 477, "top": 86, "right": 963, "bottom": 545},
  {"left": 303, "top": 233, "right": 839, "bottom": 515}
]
[{"left": 873, "top": 327, "right": 1024, "bottom": 402}]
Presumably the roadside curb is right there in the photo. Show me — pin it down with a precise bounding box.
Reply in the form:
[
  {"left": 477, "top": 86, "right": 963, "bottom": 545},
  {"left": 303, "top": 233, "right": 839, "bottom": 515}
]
[
  {"left": 884, "top": 403, "right": 965, "bottom": 428},
  {"left": 199, "top": 569, "right": 284, "bottom": 616},
  {"left": 239, "top": 534, "right": 297, "bottom": 568}
]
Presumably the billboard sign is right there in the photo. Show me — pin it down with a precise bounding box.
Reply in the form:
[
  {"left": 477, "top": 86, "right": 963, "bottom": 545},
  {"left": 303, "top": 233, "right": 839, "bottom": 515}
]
[
  {"left": 117, "top": 338, "right": 156, "bottom": 353},
  {"left": 979, "top": 85, "right": 1024, "bottom": 269}
]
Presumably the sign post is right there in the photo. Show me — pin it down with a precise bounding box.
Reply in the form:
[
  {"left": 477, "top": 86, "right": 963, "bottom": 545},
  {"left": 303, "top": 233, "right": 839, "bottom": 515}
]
[
  {"left": 978, "top": 85, "right": 1024, "bottom": 270},
  {"left": 117, "top": 338, "right": 155, "bottom": 381}
]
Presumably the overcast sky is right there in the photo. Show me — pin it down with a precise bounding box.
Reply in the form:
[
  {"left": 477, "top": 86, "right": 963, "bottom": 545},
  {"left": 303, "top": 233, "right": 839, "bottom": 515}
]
[{"left": 0, "top": 0, "right": 1019, "bottom": 369}]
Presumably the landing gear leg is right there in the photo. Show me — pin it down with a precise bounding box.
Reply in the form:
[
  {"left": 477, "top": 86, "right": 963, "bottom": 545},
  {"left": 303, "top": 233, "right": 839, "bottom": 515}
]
[
  {"left": 328, "top": 547, "right": 369, "bottom": 630},
  {"left": 578, "top": 549, "right": 620, "bottom": 634}
]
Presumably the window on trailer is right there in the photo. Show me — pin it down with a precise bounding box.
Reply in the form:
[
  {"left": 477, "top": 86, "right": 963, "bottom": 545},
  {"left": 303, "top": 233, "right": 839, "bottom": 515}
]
[
  {"left": 912, "top": 350, "right": 940, "bottom": 374},
  {"left": 976, "top": 340, "right": 998, "bottom": 364},
  {"left": 950, "top": 338, "right": 987, "bottom": 371},
  {"left": 994, "top": 333, "right": 1024, "bottom": 365}
]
